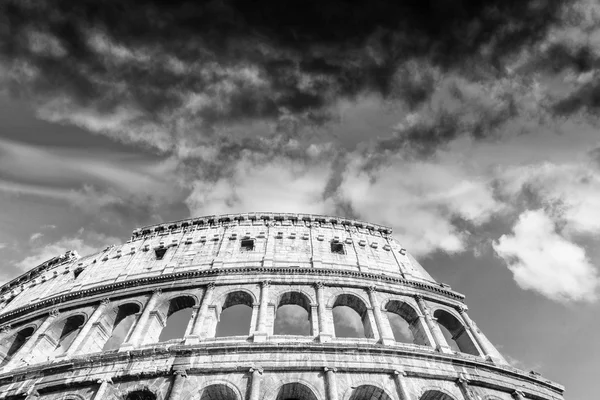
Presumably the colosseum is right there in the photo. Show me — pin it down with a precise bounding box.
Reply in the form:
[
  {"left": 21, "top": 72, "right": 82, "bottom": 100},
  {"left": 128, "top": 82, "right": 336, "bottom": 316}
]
[{"left": 0, "top": 212, "right": 564, "bottom": 400}]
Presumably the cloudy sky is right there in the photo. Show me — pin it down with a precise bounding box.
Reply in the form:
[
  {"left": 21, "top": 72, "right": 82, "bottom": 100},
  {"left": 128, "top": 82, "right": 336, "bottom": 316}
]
[{"left": 0, "top": 0, "right": 599, "bottom": 397}]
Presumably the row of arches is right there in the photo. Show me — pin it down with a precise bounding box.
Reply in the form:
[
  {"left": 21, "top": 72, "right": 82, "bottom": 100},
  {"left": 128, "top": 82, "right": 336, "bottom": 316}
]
[
  {"left": 0, "top": 289, "right": 482, "bottom": 367},
  {"left": 124, "top": 383, "right": 456, "bottom": 400}
]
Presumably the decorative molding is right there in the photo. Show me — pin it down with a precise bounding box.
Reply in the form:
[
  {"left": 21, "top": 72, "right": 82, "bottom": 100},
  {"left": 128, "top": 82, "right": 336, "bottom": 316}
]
[
  {"left": 249, "top": 367, "right": 264, "bottom": 374},
  {"left": 0, "top": 267, "right": 468, "bottom": 326}
]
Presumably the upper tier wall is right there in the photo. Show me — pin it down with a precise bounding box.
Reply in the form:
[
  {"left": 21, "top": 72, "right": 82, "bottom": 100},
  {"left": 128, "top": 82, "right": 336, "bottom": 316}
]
[{"left": 0, "top": 213, "right": 441, "bottom": 316}]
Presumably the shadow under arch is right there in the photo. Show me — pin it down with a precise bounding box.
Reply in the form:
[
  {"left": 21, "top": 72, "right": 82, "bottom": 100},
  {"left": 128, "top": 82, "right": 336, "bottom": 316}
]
[
  {"left": 274, "top": 291, "right": 312, "bottom": 336},
  {"left": 432, "top": 309, "right": 479, "bottom": 356},
  {"left": 0, "top": 326, "right": 35, "bottom": 366},
  {"left": 198, "top": 383, "right": 241, "bottom": 400},
  {"left": 275, "top": 382, "right": 320, "bottom": 400},
  {"left": 125, "top": 388, "right": 157, "bottom": 400},
  {"left": 347, "top": 384, "right": 393, "bottom": 400},
  {"left": 384, "top": 300, "right": 429, "bottom": 346},
  {"left": 420, "top": 389, "right": 456, "bottom": 400},
  {"left": 332, "top": 293, "right": 374, "bottom": 338}
]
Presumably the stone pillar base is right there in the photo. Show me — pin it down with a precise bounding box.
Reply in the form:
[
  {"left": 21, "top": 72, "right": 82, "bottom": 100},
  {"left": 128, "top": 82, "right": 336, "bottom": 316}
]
[
  {"left": 379, "top": 337, "right": 396, "bottom": 346},
  {"left": 119, "top": 343, "right": 134, "bottom": 351},
  {"left": 184, "top": 335, "right": 200, "bottom": 345},
  {"left": 253, "top": 332, "right": 268, "bottom": 342},
  {"left": 437, "top": 344, "right": 453, "bottom": 354},
  {"left": 318, "top": 334, "right": 332, "bottom": 343}
]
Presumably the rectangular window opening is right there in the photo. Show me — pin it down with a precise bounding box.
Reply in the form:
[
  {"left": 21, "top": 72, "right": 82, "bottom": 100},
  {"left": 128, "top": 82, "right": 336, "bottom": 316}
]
[
  {"left": 73, "top": 268, "right": 84, "bottom": 280},
  {"left": 155, "top": 247, "right": 168, "bottom": 260},
  {"left": 330, "top": 242, "right": 345, "bottom": 255},
  {"left": 241, "top": 239, "right": 255, "bottom": 251}
]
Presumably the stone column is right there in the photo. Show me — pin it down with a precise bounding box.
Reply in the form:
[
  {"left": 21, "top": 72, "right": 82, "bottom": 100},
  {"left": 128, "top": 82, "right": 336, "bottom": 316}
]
[
  {"left": 263, "top": 222, "right": 274, "bottom": 268},
  {"left": 121, "top": 289, "right": 162, "bottom": 349},
  {"left": 458, "top": 307, "right": 503, "bottom": 363},
  {"left": 512, "top": 391, "right": 526, "bottom": 400},
  {"left": 167, "top": 369, "right": 188, "bottom": 400},
  {"left": 250, "top": 303, "right": 260, "bottom": 335},
  {"left": 254, "top": 281, "right": 270, "bottom": 342},
  {"left": 367, "top": 286, "right": 394, "bottom": 345},
  {"left": 67, "top": 298, "right": 110, "bottom": 356},
  {"left": 456, "top": 375, "right": 475, "bottom": 400},
  {"left": 184, "top": 306, "right": 199, "bottom": 338},
  {"left": 310, "top": 303, "right": 319, "bottom": 337},
  {"left": 24, "top": 386, "right": 39, "bottom": 400},
  {"left": 324, "top": 367, "right": 338, "bottom": 400},
  {"left": 249, "top": 367, "right": 263, "bottom": 400},
  {"left": 392, "top": 370, "right": 411, "bottom": 400},
  {"left": 315, "top": 282, "right": 331, "bottom": 342},
  {"left": 415, "top": 295, "right": 450, "bottom": 353},
  {"left": 190, "top": 283, "right": 216, "bottom": 341},
  {"left": 93, "top": 378, "right": 113, "bottom": 400},
  {"left": 3, "top": 309, "right": 59, "bottom": 370}
]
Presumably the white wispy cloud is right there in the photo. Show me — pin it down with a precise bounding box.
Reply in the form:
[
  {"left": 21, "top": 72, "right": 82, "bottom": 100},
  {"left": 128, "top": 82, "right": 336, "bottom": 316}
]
[
  {"left": 14, "top": 229, "right": 119, "bottom": 275},
  {"left": 186, "top": 153, "right": 335, "bottom": 216},
  {"left": 29, "top": 232, "right": 43, "bottom": 242},
  {"left": 493, "top": 209, "right": 598, "bottom": 303},
  {"left": 339, "top": 153, "right": 501, "bottom": 256}
]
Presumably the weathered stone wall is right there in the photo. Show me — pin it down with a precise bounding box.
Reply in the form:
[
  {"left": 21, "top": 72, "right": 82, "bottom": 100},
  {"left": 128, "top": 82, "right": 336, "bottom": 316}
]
[{"left": 0, "top": 213, "right": 564, "bottom": 400}]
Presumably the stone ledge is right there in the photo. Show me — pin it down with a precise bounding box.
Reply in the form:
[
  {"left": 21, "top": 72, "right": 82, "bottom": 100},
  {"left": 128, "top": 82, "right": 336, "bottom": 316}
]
[
  {"left": 0, "top": 341, "right": 563, "bottom": 395},
  {"left": 0, "top": 266, "right": 464, "bottom": 325}
]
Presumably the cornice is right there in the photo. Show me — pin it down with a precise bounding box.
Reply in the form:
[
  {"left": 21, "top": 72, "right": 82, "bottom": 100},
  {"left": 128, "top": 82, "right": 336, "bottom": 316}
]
[
  {"left": 131, "top": 212, "right": 393, "bottom": 240},
  {"left": 0, "top": 266, "right": 464, "bottom": 325}
]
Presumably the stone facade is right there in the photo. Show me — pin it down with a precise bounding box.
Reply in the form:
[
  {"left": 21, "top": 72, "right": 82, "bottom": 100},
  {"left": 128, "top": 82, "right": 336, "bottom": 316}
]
[{"left": 0, "top": 213, "right": 564, "bottom": 400}]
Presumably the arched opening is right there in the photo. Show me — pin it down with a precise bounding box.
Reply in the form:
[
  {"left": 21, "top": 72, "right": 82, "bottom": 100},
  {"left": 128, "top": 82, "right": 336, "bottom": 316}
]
[
  {"left": 275, "top": 382, "right": 319, "bottom": 400},
  {"left": 0, "top": 327, "right": 34, "bottom": 366},
  {"left": 274, "top": 292, "right": 311, "bottom": 336},
  {"left": 216, "top": 291, "right": 253, "bottom": 337},
  {"left": 348, "top": 385, "right": 392, "bottom": 400},
  {"left": 385, "top": 300, "right": 428, "bottom": 346},
  {"left": 420, "top": 390, "right": 456, "bottom": 400},
  {"left": 102, "top": 303, "right": 141, "bottom": 351},
  {"left": 433, "top": 310, "right": 479, "bottom": 356},
  {"left": 53, "top": 315, "right": 85, "bottom": 355},
  {"left": 159, "top": 296, "right": 196, "bottom": 341},
  {"left": 332, "top": 294, "right": 373, "bottom": 338},
  {"left": 199, "top": 384, "right": 239, "bottom": 400},
  {"left": 126, "top": 389, "right": 156, "bottom": 400}
]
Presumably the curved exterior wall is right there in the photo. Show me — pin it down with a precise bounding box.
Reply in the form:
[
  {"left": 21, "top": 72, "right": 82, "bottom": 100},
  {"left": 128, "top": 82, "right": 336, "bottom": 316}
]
[{"left": 0, "top": 213, "right": 564, "bottom": 400}]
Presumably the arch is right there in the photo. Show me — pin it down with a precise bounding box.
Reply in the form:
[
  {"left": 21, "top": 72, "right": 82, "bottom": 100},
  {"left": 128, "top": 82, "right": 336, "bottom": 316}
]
[
  {"left": 53, "top": 314, "right": 86, "bottom": 355},
  {"left": 199, "top": 383, "right": 241, "bottom": 400},
  {"left": 384, "top": 300, "right": 428, "bottom": 346},
  {"left": 275, "top": 382, "right": 320, "bottom": 400},
  {"left": 0, "top": 326, "right": 35, "bottom": 366},
  {"left": 347, "top": 385, "right": 392, "bottom": 400},
  {"left": 420, "top": 389, "right": 457, "bottom": 400},
  {"left": 62, "top": 395, "right": 86, "bottom": 400},
  {"left": 158, "top": 295, "right": 196, "bottom": 342},
  {"left": 23, "top": 313, "right": 88, "bottom": 363},
  {"left": 102, "top": 302, "right": 141, "bottom": 351},
  {"left": 274, "top": 291, "right": 312, "bottom": 336},
  {"left": 125, "top": 389, "right": 157, "bottom": 400},
  {"left": 219, "top": 290, "right": 255, "bottom": 309},
  {"left": 215, "top": 290, "right": 254, "bottom": 337},
  {"left": 433, "top": 309, "right": 479, "bottom": 356},
  {"left": 332, "top": 293, "right": 374, "bottom": 338}
]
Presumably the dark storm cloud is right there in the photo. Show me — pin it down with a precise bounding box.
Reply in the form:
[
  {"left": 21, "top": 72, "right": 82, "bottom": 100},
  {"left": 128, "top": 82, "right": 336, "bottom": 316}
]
[{"left": 0, "top": 0, "right": 572, "bottom": 151}]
